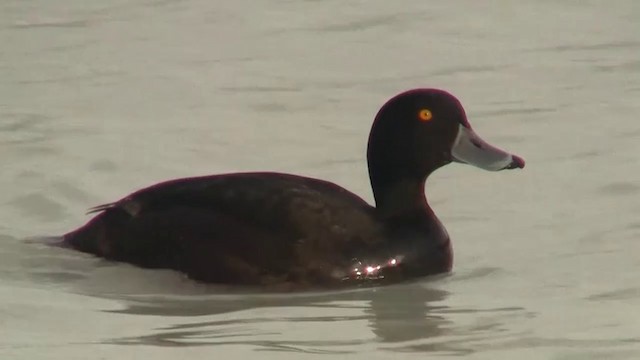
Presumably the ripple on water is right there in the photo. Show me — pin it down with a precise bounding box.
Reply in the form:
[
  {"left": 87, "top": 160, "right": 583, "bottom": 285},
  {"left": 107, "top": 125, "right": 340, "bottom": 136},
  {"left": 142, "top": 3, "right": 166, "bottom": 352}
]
[
  {"left": 597, "top": 182, "right": 640, "bottom": 196},
  {"left": 587, "top": 288, "right": 640, "bottom": 302},
  {"left": 8, "top": 193, "right": 69, "bottom": 222}
]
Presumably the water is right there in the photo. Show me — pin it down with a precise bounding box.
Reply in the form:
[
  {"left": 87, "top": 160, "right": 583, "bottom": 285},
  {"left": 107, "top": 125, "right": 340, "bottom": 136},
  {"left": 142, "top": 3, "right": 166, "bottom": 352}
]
[{"left": 1, "top": 0, "right": 639, "bottom": 358}]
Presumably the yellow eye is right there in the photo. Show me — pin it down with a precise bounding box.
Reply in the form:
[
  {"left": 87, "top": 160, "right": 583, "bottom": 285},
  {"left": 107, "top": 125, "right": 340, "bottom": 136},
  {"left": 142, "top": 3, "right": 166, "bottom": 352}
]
[{"left": 418, "top": 109, "right": 433, "bottom": 122}]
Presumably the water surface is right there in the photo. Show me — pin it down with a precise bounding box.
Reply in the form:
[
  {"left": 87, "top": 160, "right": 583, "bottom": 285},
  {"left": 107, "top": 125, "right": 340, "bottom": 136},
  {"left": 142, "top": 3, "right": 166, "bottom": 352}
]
[{"left": 1, "top": 1, "right": 639, "bottom": 359}]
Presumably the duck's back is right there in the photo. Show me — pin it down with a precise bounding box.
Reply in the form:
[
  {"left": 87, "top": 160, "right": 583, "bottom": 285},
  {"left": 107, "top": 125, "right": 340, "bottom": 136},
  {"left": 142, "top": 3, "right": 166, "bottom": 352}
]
[{"left": 65, "top": 172, "right": 383, "bottom": 286}]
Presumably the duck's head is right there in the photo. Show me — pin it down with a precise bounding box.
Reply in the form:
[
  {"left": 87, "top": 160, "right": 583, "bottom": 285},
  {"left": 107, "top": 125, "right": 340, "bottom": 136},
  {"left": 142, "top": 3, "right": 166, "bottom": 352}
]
[{"left": 367, "top": 89, "right": 524, "bottom": 205}]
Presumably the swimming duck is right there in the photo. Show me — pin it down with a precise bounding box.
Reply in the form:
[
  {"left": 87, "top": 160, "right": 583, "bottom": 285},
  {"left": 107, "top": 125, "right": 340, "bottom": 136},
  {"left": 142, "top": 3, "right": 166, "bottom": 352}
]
[{"left": 64, "top": 89, "right": 524, "bottom": 289}]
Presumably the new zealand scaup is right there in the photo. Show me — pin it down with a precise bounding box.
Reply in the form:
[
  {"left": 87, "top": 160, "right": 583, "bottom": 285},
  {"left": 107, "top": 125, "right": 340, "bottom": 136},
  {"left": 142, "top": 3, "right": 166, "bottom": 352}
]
[{"left": 64, "top": 89, "right": 524, "bottom": 289}]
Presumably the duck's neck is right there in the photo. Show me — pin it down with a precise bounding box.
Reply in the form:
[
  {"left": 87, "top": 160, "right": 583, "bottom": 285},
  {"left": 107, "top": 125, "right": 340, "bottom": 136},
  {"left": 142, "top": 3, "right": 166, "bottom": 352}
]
[{"left": 371, "top": 176, "right": 431, "bottom": 219}]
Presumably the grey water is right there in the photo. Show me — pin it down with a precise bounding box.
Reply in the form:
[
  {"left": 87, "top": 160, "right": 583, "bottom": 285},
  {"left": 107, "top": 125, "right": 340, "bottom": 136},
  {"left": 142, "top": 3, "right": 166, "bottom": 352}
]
[{"left": 1, "top": 1, "right": 639, "bottom": 359}]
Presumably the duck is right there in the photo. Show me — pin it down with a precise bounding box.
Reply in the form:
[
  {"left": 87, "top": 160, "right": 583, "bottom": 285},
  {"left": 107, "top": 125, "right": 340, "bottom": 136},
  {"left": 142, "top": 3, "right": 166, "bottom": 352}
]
[{"left": 64, "top": 88, "right": 524, "bottom": 289}]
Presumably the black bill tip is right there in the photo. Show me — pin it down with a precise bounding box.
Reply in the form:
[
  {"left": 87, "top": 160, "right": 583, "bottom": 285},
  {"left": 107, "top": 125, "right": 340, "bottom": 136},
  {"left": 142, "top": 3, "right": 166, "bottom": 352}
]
[{"left": 505, "top": 155, "right": 525, "bottom": 170}]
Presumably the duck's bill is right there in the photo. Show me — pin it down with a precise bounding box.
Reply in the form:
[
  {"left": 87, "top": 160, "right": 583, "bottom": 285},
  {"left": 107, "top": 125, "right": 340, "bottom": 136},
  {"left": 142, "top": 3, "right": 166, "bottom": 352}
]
[{"left": 451, "top": 124, "right": 525, "bottom": 171}]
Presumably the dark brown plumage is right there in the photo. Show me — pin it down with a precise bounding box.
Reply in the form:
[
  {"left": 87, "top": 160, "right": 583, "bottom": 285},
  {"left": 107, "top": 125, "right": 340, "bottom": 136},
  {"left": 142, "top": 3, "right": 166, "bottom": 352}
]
[{"left": 64, "top": 88, "right": 524, "bottom": 290}]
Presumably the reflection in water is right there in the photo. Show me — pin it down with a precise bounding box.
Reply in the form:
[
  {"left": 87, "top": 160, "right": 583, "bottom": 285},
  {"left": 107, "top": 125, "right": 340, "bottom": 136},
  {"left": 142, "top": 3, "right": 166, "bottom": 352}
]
[
  {"left": 366, "top": 284, "right": 447, "bottom": 343},
  {"left": 100, "top": 282, "right": 454, "bottom": 353}
]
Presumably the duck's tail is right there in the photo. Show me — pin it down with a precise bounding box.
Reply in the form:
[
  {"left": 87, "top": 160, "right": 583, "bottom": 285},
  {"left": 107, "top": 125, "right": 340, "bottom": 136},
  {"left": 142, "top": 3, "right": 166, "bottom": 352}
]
[{"left": 63, "top": 211, "right": 113, "bottom": 256}]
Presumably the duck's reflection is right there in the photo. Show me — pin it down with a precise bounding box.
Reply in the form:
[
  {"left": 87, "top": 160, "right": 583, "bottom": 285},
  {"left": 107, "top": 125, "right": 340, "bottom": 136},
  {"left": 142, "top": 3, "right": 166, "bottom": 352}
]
[
  {"left": 101, "top": 280, "right": 454, "bottom": 353},
  {"left": 365, "top": 282, "right": 448, "bottom": 344}
]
